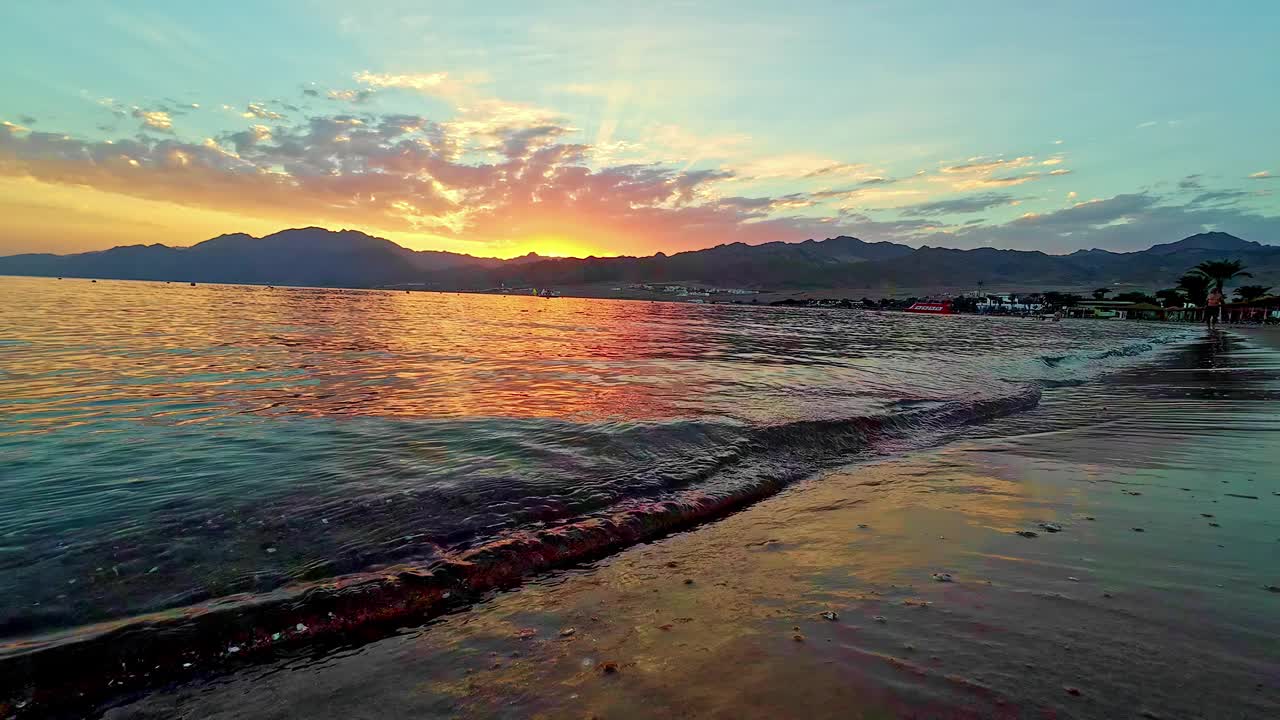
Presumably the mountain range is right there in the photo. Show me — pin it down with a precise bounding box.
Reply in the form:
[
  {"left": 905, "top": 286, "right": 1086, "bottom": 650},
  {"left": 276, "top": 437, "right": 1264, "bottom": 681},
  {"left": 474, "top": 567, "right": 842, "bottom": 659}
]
[{"left": 1, "top": 228, "right": 1276, "bottom": 294}]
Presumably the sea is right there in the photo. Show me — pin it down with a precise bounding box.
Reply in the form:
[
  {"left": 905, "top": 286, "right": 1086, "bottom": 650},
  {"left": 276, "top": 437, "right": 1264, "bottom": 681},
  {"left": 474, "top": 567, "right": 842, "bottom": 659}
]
[{"left": 0, "top": 276, "right": 1200, "bottom": 712}]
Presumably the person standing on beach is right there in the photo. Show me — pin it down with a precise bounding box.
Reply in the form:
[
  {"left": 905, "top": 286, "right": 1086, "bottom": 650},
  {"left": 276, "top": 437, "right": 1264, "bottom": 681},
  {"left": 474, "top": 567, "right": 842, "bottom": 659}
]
[{"left": 1206, "top": 287, "right": 1224, "bottom": 328}]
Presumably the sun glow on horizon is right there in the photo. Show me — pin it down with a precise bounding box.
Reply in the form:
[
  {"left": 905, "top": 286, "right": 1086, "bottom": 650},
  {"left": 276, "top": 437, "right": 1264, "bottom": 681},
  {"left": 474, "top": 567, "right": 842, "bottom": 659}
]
[{"left": 489, "top": 235, "right": 615, "bottom": 260}]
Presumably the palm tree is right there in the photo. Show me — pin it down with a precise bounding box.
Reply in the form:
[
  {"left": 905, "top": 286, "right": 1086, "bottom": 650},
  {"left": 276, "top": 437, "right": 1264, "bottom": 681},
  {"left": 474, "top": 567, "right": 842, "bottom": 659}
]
[
  {"left": 1092, "top": 287, "right": 1111, "bottom": 300},
  {"left": 1191, "top": 259, "right": 1251, "bottom": 291},
  {"left": 1233, "top": 285, "right": 1273, "bottom": 303},
  {"left": 1155, "top": 288, "right": 1185, "bottom": 307},
  {"left": 1176, "top": 273, "right": 1212, "bottom": 306}
]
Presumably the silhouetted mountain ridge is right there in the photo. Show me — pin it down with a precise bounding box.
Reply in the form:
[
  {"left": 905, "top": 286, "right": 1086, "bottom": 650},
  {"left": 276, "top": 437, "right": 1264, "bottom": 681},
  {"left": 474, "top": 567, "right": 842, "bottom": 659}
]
[{"left": 1, "top": 228, "right": 1276, "bottom": 292}]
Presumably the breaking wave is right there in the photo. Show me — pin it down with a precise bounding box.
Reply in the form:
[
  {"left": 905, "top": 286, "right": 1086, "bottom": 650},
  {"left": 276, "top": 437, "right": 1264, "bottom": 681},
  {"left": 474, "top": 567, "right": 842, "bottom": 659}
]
[{"left": 0, "top": 387, "right": 1041, "bottom": 715}]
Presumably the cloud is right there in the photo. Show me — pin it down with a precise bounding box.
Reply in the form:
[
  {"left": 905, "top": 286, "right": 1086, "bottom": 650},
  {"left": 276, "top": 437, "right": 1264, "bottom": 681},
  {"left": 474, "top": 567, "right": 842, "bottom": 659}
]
[
  {"left": 802, "top": 162, "right": 872, "bottom": 179},
  {"left": 1249, "top": 171, "right": 1273, "bottom": 179},
  {"left": 899, "top": 192, "right": 1022, "bottom": 216},
  {"left": 132, "top": 109, "right": 173, "bottom": 132},
  {"left": 327, "top": 89, "right": 375, "bottom": 104},
  {"left": 1189, "top": 189, "right": 1251, "bottom": 207},
  {"left": 1178, "top": 174, "right": 1204, "bottom": 190},
  {"left": 242, "top": 103, "right": 284, "bottom": 120},
  {"left": 930, "top": 155, "right": 1050, "bottom": 190},
  {"left": 0, "top": 108, "right": 831, "bottom": 253},
  {"left": 1137, "top": 121, "right": 1157, "bottom": 129},
  {"left": 644, "top": 124, "right": 751, "bottom": 164},
  {"left": 939, "top": 156, "right": 1034, "bottom": 175},
  {"left": 6, "top": 76, "right": 1276, "bottom": 258},
  {"left": 921, "top": 191, "right": 1280, "bottom": 252},
  {"left": 355, "top": 70, "right": 449, "bottom": 92},
  {"left": 1012, "top": 194, "right": 1155, "bottom": 227},
  {"left": 18, "top": 115, "right": 36, "bottom": 125}
]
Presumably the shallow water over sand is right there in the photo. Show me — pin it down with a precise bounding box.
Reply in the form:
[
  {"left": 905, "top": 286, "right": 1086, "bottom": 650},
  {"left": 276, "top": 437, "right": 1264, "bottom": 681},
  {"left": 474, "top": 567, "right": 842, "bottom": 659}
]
[
  {"left": 0, "top": 275, "right": 1190, "bottom": 646},
  {"left": 104, "top": 332, "right": 1280, "bottom": 720}
]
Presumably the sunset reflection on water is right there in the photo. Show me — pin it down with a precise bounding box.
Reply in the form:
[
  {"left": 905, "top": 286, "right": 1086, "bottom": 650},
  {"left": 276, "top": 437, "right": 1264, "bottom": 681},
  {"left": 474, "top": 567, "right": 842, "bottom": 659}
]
[{"left": 0, "top": 276, "right": 1192, "bottom": 642}]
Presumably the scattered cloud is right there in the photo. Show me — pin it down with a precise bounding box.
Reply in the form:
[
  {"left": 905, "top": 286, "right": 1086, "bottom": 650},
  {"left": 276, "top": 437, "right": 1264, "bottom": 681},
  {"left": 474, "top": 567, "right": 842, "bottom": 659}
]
[
  {"left": 643, "top": 124, "right": 751, "bottom": 164},
  {"left": 242, "top": 103, "right": 284, "bottom": 120},
  {"left": 1178, "top": 174, "right": 1204, "bottom": 190},
  {"left": 922, "top": 191, "right": 1280, "bottom": 252},
  {"left": 5, "top": 74, "right": 1276, "bottom": 257},
  {"left": 939, "top": 156, "right": 1033, "bottom": 175},
  {"left": 132, "top": 109, "right": 173, "bottom": 132},
  {"left": 802, "top": 162, "right": 872, "bottom": 179},
  {"left": 899, "top": 193, "right": 1023, "bottom": 216},
  {"left": 1189, "top": 189, "right": 1252, "bottom": 207},
  {"left": 1249, "top": 171, "right": 1273, "bottom": 179},
  {"left": 354, "top": 70, "right": 450, "bottom": 92},
  {"left": 327, "top": 89, "right": 374, "bottom": 104},
  {"left": 1137, "top": 120, "right": 1158, "bottom": 129},
  {"left": 930, "top": 155, "right": 1049, "bottom": 190}
]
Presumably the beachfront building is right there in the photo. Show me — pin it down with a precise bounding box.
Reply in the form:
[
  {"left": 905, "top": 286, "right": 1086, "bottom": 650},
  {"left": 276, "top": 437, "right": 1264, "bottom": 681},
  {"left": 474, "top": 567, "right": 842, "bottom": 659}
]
[
  {"left": 975, "top": 293, "right": 1044, "bottom": 314},
  {"left": 1067, "top": 296, "right": 1279, "bottom": 324},
  {"left": 1218, "top": 296, "right": 1280, "bottom": 324},
  {"left": 1067, "top": 299, "right": 1135, "bottom": 319}
]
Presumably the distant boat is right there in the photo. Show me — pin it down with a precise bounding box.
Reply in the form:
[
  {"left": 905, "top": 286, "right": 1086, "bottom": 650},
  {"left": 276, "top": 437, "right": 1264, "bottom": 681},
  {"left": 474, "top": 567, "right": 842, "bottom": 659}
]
[{"left": 905, "top": 300, "right": 955, "bottom": 314}]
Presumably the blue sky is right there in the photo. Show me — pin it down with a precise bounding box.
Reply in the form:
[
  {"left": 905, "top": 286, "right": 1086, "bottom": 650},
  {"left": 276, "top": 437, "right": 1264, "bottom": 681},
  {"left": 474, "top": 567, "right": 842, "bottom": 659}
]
[{"left": 1, "top": 0, "right": 1277, "bottom": 256}]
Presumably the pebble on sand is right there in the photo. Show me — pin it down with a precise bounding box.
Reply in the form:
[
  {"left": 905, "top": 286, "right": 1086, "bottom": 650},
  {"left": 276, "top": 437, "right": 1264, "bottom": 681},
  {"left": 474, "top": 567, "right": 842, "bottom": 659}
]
[
  {"left": 873, "top": 616, "right": 887, "bottom": 623},
  {"left": 1016, "top": 530, "right": 1039, "bottom": 538},
  {"left": 821, "top": 611, "right": 838, "bottom": 621},
  {"left": 599, "top": 661, "right": 620, "bottom": 674},
  {"left": 931, "top": 572, "right": 954, "bottom": 583},
  {"left": 1132, "top": 527, "right": 1145, "bottom": 532},
  {"left": 559, "top": 627, "right": 576, "bottom": 637},
  {"left": 1038, "top": 522, "right": 1063, "bottom": 533}
]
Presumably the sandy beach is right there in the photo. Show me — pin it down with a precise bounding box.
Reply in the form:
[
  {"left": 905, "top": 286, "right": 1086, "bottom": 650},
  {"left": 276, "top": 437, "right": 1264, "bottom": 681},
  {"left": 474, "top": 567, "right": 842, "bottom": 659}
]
[{"left": 97, "top": 328, "right": 1280, "bottom": 720}]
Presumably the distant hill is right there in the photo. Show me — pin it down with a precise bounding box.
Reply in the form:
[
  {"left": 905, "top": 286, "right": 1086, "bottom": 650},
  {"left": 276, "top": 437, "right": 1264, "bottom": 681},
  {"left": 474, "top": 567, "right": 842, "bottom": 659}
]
[
  {"left": 0, "top": 227, "right": 502, "bottom": 287},
  {"left": 1140, "top": 231, "right": 1264, "bottom": 256},
  {"left": 1, "top": 228, "right": 1276, "bottom": 293}
]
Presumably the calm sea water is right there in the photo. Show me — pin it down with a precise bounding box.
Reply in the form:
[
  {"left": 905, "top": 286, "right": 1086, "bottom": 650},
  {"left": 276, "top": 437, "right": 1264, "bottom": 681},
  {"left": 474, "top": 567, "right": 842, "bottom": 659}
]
[{"left": 0, "top": 276, "right": 1193, "bottom": 642}]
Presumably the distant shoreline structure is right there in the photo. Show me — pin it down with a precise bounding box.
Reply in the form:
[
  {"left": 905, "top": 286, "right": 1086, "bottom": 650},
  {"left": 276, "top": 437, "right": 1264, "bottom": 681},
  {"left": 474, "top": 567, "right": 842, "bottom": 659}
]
[{"left": 7, "top": 274, "right": 1277, "bottom": 325}]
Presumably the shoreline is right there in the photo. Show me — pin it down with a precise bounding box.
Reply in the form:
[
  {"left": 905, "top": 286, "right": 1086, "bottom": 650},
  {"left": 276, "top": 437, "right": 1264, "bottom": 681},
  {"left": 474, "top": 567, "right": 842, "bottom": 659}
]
[
  {"left": 0, "top": 387, "right": 1045, "bottom": 717},
  {"left": 105, "top": 331, "right": 1280, "bottom": 719}
]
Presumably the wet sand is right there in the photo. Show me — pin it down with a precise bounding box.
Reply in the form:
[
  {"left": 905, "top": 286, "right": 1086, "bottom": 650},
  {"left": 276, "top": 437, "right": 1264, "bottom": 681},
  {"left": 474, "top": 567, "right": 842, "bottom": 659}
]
[{"left": 105, "top": 330, "right": 1280, "bottom": 719}]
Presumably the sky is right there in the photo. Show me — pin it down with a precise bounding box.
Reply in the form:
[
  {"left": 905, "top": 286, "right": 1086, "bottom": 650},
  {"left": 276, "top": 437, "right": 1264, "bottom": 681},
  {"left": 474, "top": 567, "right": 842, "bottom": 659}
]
[{"left": 1, "top": 1, "right": 1277, "bottom": 258}]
